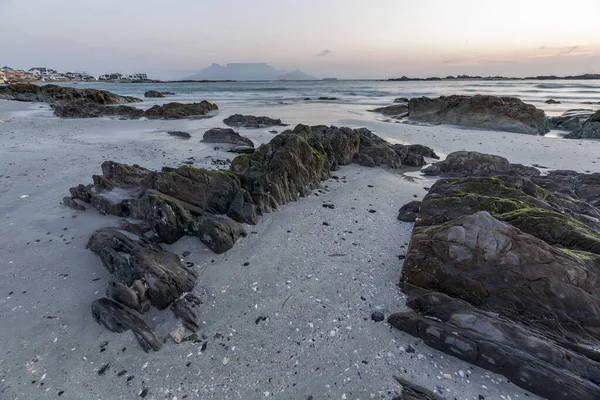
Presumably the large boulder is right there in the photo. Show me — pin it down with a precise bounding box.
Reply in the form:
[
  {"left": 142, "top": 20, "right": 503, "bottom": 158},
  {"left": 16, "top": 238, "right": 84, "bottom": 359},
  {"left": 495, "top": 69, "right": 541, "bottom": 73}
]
[
  {"left": 144, "top": 101, "right": 218, "bottom": 119},
  {"left": 223, "top": 114, "right": 286, "bottom": 128},
  {"left": 202, "top": 128, "right": 254, "bottom": 147},
  {"left": 408, "top": 95, "right": 549, "bottom": 135},
  {"left": 389, "top": 158, "right": 600, "bottom": 400},
  {"left": 548, "top": 109, "right": 594, "bottom": 132},
  {"left": 566, "top": 110, "right": 600, "bottom": 139},
  {"left": 0, "top": 83, "right": 141, "bottom": 104},
  {"left": 422, "top": 151, "right": 540, "bottom": 177}
]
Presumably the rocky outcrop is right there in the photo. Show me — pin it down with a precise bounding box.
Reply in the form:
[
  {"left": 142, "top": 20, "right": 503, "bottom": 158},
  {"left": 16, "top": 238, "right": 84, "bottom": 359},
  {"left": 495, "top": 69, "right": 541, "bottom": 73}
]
[
  {"left": 566, "top": 110, "right": 600, "bottom": 139},
  {"left": 202, "top": 128, "right": 254, "bottom": 147},
  {"left": 67, "top": 125, "right": 440, "bottom": 350},
  {"left": 52, "top": 101, "right": 145, "bottom": 119},
  {"left": 408, "top": 95, "right": 549, "bottom": 135},
  {"left": 144, "top": 90, "right": 164, "bottom": 98},
  {"left": 548, "top": 109, "right": 594, "bottom": 132},
  {"left": 223, "top": 114, "right": 286, "bottom": 128},
  {"left": 389, "top": 154, "right": 600, "bottom": 400},
  {"left": 368, "top": 104, "right": 408, "bottom": 118},
  {"left": 545, "top": 98, "right": 561, "bottom": 104},
  {"left": 0, "top": 83, "right": 141, "bottom": 104},
  {"left": 144, "top": 101, "right": 218, "bottom": 119},
  {"left": 422, "top": 151, "right": 540, "bottom": 177}
]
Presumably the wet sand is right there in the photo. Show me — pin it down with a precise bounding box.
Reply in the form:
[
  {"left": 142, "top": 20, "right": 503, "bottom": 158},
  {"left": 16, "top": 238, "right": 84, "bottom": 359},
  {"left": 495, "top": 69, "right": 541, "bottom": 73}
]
[{"left": 2, "top": 99, "right": 598, "bottom": 399}]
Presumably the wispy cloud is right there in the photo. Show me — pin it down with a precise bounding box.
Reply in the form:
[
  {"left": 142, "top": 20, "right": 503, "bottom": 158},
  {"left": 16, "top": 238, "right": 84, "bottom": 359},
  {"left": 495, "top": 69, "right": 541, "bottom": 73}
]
[
  {"left": 317, "top": 49, "right": 332, "bottom": 57},
  {"left": 538, "top": 44, "right": 579, "bottom": 56}
]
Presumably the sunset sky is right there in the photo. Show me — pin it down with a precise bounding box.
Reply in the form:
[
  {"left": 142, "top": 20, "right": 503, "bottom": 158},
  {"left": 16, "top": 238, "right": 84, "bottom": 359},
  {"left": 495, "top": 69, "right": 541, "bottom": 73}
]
[{"left": 1, "top": 0, "right": 599, "bottom": 79}]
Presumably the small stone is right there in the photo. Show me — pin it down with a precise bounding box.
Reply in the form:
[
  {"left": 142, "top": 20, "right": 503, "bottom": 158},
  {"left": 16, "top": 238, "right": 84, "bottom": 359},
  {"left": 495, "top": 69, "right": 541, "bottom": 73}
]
[
  {"left": 443, "top": 374, "right": 452, "bottom": 380},
  {"left": 117, "top": 370, "right": 127, "bottom": 377},
  {"left": 169, "top": 326, "right": 186, "bottom": 344},
  {"left": 243, "top": 262, "right": 250, "bottom": 266},
  {"left": 368, "top": 209, "right": 376, "bottom": 213},
  {"left": 371, "top": 311, "right": 385, "bottom": 322},
  {"left": 222, "top": 357, "right": 229, "bottom": 366},
  {"left": 126, "top": 375, "right": 135, "bottom": 382},
  {"left": 459, "top": 370, "right": 465, "bottom": 378},
  {"left": 478, "top": 396, "right": 485, "bottom": 400},
  {"left": 182, "top": 251, "right": 191, "bottom": 257},
  {"left": 406, "top": 345, "right": 416, "bottom": 354},
  {"left": 98, "top": 363, "right": 110, "bottom": 375},
  {"left": 140, "top": 388, "right": 149, "bottom": 398},
  {"left": 322, "top": 222, "right": 330, "bottom": 226}
]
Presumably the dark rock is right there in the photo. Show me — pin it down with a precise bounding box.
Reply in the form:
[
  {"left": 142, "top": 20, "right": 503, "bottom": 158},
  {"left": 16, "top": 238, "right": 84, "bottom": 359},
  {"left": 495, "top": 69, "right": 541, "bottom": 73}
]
[
  {"left": 91, "top": 298, "right": 162, "bottom": 352},
  {"left": 52, "top": 101, "right": 144, "bottom": 119},
  {"left": 202, "top": 128, "right": 254, "bottom": 147},
  {"left": 353, "top": 127, "right": 402, "bottom": 168},
  {"left": 62, "top": 196, "right": 86, "bottom": 211},
  {"left": 223, "top": 114, "right": 286, "bottom": 128},
  {"left": 394, "top": 97, "right": 409, "bottom": 103},
  {"left": 371, "top": 311, "right": 385, "bottom": 322},
  {"left": 144, "top": 101, "right": 218, "bottom": 119},
  {"left": 368, "top": 104, "right": 409, "bottom": 118},
  {"left": 227, "top": 146, "right": 255, "bottom": 154},
  {"left": 566, "top": 110, "right": 600, "bottom": 139},
  {"left": 107, "top": 281, "right": 141, "bottom": 311},
  {"left": 87, "top": 228, "right": 197, "bottom": 309},
  {"left": 140, "top": 388, "right": 148, "bottom": 398},
  {"left": 408, "top": 95, "right": 549, "bottom": 135},
  {"left": 144, "top": 90, "right": 164, "bottom": 98},
  {"left": 318, "top": 97, "right": 338, "bottom": 100},
  {"left": 0, "top": 83, "right": 141, "bottom": 104},
  {"left": 167, "top": 131, "right": 191, "bottom": 139},
  {"left": 422, "top": 151, "right": 540, "bottom": 177},
  {"left": 548, "top": 109, "right": 594, "bottom": 132},
  {"left": 545, "top": 99, "right": 561, "bottom": 104},
  {"left": 392, "top": 375, "right": 444, "bottom": 400},
  {"left": 98, "top": 363, "right": 110, "bottom": 375},
  {"left": 397, "top": 201, "right": 421, "bottom": 222},
  {"left": 171, "top": 293, "right": 200, "bottom": 332}
]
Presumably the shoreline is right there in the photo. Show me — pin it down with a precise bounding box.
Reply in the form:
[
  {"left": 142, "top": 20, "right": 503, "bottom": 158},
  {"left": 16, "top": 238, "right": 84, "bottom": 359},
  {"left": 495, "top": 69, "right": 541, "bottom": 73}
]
[{"left": 1, "top": 97, "right": 598, "bottom": 399}]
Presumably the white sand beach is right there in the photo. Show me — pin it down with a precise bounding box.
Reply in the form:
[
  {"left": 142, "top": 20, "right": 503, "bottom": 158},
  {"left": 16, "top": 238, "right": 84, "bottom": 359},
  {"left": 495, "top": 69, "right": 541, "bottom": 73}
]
[{"left": 1, "top": 99, "right": 599, "bottom": 400}]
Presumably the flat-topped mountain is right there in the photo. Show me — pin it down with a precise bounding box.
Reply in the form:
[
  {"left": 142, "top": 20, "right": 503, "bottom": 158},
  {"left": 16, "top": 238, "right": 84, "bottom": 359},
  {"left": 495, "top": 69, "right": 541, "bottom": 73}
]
[{"left": 187, "top": 63, "right": 316, "bottom": 81}]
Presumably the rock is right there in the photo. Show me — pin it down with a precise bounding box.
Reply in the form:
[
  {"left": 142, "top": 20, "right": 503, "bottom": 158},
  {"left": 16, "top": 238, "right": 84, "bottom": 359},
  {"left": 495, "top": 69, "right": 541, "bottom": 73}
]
[
  {"left": 389, "top": 162, "right": 600, "bottom": 400},
  {"left": 391, "top": 144, "right": 439, "bottom": 167},
  {"left": 393, "top": 97, "right": 409, "bottom": 103},
  {"left": 87, "top": 228, "right": 197, "bottom": 310},
  {"left": 62, "top": 196, "right": 85, "bottom": 211},
  {"left": 91, "top": 298, "right": 162, "bottom": 352},
  {"left": 144, "top": 90, "right": 164, "bottom": 98},
  {"left": 223, "top": 114, "right": 286, "bottom": 128},
  {"left": 107, "top": 281, "right": 141, "bottom": 311},
  {"left": 392, "top": 376, "right": 444, "bottom": 400},
  {"left": 167, "top": 131, "right": 191, "bottom": 139},
  {"left": 308, "top": 125, "right": 360, "bottom": 168},
  {"left": 318, "top": 97, "right": 338, "bottom": 100},
  {"left": 566, "top": 110, "right": 600, "bottom": 139},
  {"left": 144, "top": 101, "right": 218, "bottom": 119},
  {"left": 371, "top": 311, "right": 385, "bottom": 322},
  {"left": 0, "top": 83, "right": 142, "bottom": 104},
  {"left": 354, "top": 128, "right": 402, "bottom": 168},
  {"left": 368, "top": 104, "right": 409, "bottom": 118},
  {"left": 545, "top": 99, "right": 561, "bottom": 104},
  {"left": 202, "top": 128, "right": 254, "bottom": 147},
  {"left": 227, "top": 146, "right": 255, "bottom": 154},
  {"left": 52, "top": 101, "right": 144, "bottom": 119},
  {"left": 548, "top": 109, "right": 594, "bottom": 132},
  {"left": 408, "top": 95, "right": 549, "bottom": 135},
  {"left": 171, "top": 295, "right": 200, "bottom": 332},
  {"left": 169, "top": 326, "right": 186, "bottom": 344},
  {"left": 422, "top": 151, "right": 540, "bottom": 177},
  {"left": 397, "top": 201, "right": 421, "bottom": 222}
]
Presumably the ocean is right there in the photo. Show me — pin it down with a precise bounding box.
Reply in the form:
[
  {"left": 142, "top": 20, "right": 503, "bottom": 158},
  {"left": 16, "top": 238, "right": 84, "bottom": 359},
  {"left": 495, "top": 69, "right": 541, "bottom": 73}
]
[{"left": 58, "top": 79, "right": 600, "bottom": 116}]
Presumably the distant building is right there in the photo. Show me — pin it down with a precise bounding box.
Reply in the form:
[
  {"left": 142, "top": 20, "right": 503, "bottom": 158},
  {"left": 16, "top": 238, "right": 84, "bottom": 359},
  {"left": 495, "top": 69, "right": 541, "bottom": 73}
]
[
  {"left": 0, "top": 71, "right": 6, "bottom": 83},
  {"left": 29, "top": 67, "right": 57, "bottom": 76},
  {"left": 99, "top": 73, "right": 123, "bottom": 81},
  {"left": 1, "top": 66, "right": 14, "bottom": 72},
  {"left": 3, "top": 69, "right": 38, "bottom": 83},
  {"left": 131, "top": 73, "right": 148, "bottom": 81}
]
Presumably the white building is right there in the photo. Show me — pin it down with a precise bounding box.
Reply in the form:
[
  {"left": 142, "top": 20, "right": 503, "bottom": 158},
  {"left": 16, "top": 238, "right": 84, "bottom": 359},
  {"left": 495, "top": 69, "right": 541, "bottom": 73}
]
[{"left": 29, "top": 67, "right": 57, "bottom": 76}]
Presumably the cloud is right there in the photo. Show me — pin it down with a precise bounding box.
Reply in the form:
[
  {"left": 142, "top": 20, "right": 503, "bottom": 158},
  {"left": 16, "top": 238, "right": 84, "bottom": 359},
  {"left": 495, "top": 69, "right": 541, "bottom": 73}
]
[
  {"left": 317, "top": 49, "right": 332, "bottom": 57},
  {"left": 537, "top": 44, "right": 579, "bottom": 56}
]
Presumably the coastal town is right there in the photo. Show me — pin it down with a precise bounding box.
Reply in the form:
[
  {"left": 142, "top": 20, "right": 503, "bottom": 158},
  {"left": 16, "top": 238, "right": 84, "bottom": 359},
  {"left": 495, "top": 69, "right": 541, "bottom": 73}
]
[{"left": 0, "top": 66, "right": 151, "bottom": 83}]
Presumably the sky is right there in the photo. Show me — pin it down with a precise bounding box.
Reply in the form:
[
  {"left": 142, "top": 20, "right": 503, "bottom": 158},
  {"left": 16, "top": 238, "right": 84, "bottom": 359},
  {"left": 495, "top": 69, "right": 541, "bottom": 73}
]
[{"left": 1, "top": 0, "right": 599, "bottom": 79}]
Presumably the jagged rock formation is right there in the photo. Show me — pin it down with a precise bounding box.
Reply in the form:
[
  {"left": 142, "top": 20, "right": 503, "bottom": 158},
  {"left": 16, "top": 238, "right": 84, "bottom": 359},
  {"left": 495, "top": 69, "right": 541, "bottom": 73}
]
[
  {"left": 223, "top": 114, "right": 287, "bottom": 128},
  {"left": 0, "top": 83, "right": 141, "bottom": 104},
  {"left": 566, "top": 110, "right": 600, "bottom": 139},
  {"left": 407, "top": 95, "right": 550, "bottom": 135},
  {"left": 66, "top": 125, "right": 437, "bottom": 350},
  {"left": 390, "top": 151, "right": 600, "bottom": 400}
]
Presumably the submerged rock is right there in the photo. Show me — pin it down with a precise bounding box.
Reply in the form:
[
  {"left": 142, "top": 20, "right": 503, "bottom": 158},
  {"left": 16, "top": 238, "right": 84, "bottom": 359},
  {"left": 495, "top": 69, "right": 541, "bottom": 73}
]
[
  {"left": 545, "top": 98, "right": 561, "bottom": 104},
  {"left": 144, "top": 90, "right": 164, "bottom": 98},
  {"left": 202, "top": 128, "right": 254, "bottom": 147},
  {"left": 223, "top": 114, "right": 286, "bottom": 128},
  {"left": 408, "top": 95, "right": 549, "bottom": 135}
]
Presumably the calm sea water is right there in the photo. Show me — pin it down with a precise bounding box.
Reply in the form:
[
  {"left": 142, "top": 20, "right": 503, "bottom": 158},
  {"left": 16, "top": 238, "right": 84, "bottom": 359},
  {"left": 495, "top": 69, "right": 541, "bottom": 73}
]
[{"left": 59, "top": 80, "right": 600, "bottom": 116}]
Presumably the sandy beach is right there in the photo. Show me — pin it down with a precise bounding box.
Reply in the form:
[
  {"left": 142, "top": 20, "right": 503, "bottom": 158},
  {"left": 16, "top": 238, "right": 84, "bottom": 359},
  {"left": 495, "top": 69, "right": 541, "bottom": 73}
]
[{"left": 1, "top": 98, "right": 599, "bottom": 400}]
